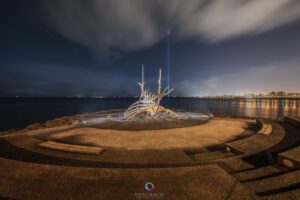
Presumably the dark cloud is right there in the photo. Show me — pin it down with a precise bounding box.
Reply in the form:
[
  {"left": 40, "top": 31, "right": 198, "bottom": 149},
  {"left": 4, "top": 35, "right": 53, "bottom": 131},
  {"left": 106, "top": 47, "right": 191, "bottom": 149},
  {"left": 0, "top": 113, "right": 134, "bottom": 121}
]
[
  {"left": 41, "top": 0, "right": 300, "bottom": 57},
  {"left": 0, "top": 62, "right": 137, "bottom": 97}
]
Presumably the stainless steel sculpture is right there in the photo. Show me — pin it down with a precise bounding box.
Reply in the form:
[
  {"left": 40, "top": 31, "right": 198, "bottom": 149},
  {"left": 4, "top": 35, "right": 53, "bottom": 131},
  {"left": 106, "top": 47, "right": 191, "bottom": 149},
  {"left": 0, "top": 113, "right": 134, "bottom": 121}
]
[{"left": 124, "top": 65, "right": 180, "bottom": 120}]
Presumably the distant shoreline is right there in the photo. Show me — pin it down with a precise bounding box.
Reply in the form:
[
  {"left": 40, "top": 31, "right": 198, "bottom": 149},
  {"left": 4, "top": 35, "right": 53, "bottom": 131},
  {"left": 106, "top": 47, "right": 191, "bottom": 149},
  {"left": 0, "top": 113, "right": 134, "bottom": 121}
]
[{"left": 198, "top": 97, "right": 300, "bottom": 100}]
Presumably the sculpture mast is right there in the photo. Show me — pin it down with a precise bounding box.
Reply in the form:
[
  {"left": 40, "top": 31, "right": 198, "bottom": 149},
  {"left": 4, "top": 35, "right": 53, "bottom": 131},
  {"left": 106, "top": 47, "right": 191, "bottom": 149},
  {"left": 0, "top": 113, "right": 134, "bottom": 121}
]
[
  {"left": 167, "top": 29, "right": 170, "bottom": 97},
  {"left": 158, "top": 68, "right": 161, "bottom": 95},
  {"left": 139, "top": 64, "right": 145, "bottom": 99},
  {"left": 142, "top": 64, "right": 144, "bottom": 85}
]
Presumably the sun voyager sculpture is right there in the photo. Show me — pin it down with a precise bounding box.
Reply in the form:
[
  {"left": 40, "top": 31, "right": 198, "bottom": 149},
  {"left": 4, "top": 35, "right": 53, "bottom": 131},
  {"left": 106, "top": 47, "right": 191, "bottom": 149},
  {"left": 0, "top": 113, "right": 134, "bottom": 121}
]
[
  {"left": 124, "top": 65, "right": 180, "bottom": 121},
  {"left": 78, "top": 65, "right": 210, "bottom": 130}
]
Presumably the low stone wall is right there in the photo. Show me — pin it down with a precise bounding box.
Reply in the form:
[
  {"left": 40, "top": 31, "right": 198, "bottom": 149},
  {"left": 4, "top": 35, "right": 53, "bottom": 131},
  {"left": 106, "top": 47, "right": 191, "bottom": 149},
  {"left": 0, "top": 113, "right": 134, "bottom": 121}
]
[{"left": 284, "top": 116, "right": 300, "bottom": 128}]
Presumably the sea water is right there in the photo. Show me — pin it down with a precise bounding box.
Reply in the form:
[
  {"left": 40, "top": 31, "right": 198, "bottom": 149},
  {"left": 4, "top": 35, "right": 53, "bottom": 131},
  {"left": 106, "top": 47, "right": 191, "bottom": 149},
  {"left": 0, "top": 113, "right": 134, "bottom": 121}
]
[{"left": 0, "top": 98, "right": 299, "bottom": 131}]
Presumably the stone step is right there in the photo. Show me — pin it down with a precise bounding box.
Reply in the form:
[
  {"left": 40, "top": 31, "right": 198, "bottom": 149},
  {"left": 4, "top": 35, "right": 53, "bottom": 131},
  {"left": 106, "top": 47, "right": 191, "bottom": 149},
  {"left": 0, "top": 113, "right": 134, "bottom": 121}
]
[
  {"left": 243, "top": 170, "right": 300, "bottom": 194},
  {"left": 278, "top": 146, "right": 300, "bottom": 169},
  {"left": 191, "top": 151, "right": 235, "bottom": 162},
  {"left": 183, "top": 147, "right": 210, "bottom": 155},
  {"left": 258, "top": 124, "right": 273, "bottom": 135},
  {"left": 259, "top": 188, "right": 300, "bottom": 200},
  {"left": 220, "top": 158, "right": 255, "bottom": 173},
  {"left": 232, "top": 165, "right": 281, "bottom": 181},
  {"left": 226, "top": 122, "right": 285, "bottom": 155},
  {"left": 39, "top": 141, "right": 104, "bottom": 155}
]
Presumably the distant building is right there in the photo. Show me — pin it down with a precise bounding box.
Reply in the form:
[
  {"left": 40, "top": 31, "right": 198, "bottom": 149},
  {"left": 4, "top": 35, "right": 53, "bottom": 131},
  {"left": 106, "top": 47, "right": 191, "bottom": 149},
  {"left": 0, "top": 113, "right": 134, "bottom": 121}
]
[
  {"left": 277, "top": 91, "right": 286, "bottom": 97},
  {"left": 287, "top": 93, "right": 300, "bottom": 97},
  {"left": 199, "top": 91, "right": 300, "bottom": 99},
  {"left": 244, "top": 93, "right": 256, "bottom": 98},
  {"left": 268, "top": 92, "right": 277, "bottom": 97}
]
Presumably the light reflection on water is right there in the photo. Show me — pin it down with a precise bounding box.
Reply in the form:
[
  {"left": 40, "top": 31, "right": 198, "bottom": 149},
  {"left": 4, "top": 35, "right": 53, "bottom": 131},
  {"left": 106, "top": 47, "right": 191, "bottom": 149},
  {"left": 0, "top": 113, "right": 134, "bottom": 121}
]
[
  {"left": 163, "top": 98, "right": 300, "bottom": 119},
  {"left": 242, "top": 99, "right": 300, "bottom": 118}
]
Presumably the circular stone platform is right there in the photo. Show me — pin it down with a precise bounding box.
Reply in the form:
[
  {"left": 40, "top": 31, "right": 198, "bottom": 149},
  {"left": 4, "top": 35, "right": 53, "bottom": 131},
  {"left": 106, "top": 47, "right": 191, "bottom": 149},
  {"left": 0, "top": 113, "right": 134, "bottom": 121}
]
[
  {"left": 46, "top": 118, "right": 255, "bottom": 150},
  {"left": 0, "top": 115, "right": 295, "bottom": 200}
]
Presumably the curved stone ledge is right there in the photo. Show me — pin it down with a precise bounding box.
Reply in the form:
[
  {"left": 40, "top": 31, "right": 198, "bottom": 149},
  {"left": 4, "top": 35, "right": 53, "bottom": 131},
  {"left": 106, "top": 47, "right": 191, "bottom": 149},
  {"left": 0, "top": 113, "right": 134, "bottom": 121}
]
[{"left": 225, "top": 121, "right": 285, "bottom": 155}]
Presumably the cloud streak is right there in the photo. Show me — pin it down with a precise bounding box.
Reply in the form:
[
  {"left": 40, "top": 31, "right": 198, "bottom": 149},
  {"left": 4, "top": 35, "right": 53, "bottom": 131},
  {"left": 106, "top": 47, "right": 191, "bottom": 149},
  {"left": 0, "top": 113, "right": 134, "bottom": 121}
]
[{"left": 40, "top": 0, "right": 300, "bottom": 57}]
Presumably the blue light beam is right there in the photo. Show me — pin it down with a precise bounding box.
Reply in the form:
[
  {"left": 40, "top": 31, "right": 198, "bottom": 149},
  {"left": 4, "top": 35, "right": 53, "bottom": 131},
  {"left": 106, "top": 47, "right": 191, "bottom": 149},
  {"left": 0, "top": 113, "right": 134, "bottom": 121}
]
[{"left": 166, "top": 29, "right": 171, "bottom": 97}]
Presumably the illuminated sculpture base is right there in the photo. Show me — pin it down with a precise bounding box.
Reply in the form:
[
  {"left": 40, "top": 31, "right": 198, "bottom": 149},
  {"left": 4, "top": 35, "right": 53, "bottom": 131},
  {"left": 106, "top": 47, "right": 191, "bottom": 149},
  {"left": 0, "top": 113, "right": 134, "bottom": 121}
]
[{"left": 80, "top": 110, "right": 211, "bottom": 131}]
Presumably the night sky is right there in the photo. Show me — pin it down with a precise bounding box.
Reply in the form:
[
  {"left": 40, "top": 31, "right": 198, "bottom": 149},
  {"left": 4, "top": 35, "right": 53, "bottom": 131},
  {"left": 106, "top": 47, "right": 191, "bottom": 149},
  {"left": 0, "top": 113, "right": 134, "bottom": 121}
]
[{"left": 1, "top": 0, "right": 300, "bottom": 97}]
